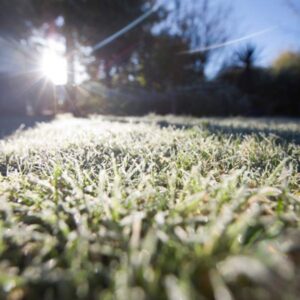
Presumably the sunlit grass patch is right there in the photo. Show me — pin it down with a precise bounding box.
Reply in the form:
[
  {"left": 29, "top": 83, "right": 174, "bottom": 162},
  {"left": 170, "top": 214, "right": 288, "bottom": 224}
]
[{"left": 0, "top": 116, "right": 299, "bottom": 299}]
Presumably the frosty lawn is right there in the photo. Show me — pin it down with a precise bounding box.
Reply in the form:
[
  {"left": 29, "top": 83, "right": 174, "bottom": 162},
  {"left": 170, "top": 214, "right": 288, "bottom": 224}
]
[{"left": 0, "top": 115, "right": 299, "bottom": 300}]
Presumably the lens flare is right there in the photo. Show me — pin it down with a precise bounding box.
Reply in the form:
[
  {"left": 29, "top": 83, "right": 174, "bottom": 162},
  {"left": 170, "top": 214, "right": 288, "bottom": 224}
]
[{"left": 41, "top": 48, "right": 67, "bottom": 85}]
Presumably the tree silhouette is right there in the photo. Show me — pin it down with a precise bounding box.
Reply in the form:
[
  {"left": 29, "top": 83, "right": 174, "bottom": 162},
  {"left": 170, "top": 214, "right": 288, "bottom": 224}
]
[
  {"left": 218, "top": 43, "right": 261, "bottom": 94},
  {"left": 0, "top": 1, "right": 157, "bottom": 86},
  {"left": 165, "top": 0, "right": 231, "bottom": 79}
]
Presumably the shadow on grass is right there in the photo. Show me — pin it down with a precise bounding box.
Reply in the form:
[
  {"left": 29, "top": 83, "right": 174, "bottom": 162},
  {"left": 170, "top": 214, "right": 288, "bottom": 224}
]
[
  {"left": 154, "top": 120, "right": 300, "bottom": 145},
  {"left": 0, "top": 115, "right": 53, "bottom": 140},
  {"left": 90, "top": 116, "right": 300, "bottom": 144}
]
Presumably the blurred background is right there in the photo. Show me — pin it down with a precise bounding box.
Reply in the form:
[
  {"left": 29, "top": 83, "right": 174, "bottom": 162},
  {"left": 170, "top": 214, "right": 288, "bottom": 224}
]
[{"left": 0, "top": 0, "right": 299, "bottom": 118}]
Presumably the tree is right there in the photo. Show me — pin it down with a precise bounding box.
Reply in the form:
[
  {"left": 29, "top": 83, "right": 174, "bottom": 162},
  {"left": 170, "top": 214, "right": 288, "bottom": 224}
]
[
  {"left": 0, "top": 1, "right": 33, "bottom": 38},
  {"left": 218, "top": 44, "right": 262, "bottom": 93},
  {"left": 162, "top": 0, "right": 231, "bottom": 79},
  {"left": 233, "top": 44, "right": 260, "bottom": 72},
  {"left": 272, "top": 51, "right": 300, "bottom": 73},
  {"left": 136, "top": 34, "right": 194, "bottom": 91},
  {"left": 0, "top": 0, "right": 160, "bottom": 115},
  {"left": 0, "top": 1, "right": 157, "bottom": 85},
  {"left": 217, "top": 48, "right": 300, "bottom": 116},
  {"left": 271, "top": 51, "right": 300, "bottom": 115}
]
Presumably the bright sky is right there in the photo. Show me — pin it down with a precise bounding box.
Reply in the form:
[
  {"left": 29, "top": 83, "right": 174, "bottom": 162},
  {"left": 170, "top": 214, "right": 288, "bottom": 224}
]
[
  {"left": 229, "top": 0, "right": 300, "bottom": 65},
  {"left": 200, "top": 0, "right": 300, "bottom": 76}
]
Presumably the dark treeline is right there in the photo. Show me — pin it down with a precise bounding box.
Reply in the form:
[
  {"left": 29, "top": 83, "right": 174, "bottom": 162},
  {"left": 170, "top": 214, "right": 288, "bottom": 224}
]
[
  {"left": 0, "top": 0, "right": 299, "bottom": 117},
  {"left": 75, "top": 45, "right": 300, "bottom": 117},
  {"left": 216, "top": 46, "right": 300, "bottom": 116}
]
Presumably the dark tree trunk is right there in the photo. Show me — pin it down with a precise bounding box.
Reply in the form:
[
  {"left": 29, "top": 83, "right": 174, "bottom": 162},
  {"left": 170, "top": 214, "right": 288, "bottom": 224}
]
[{"left": 64, "top": 25, "right": 78, "bottom": 114}]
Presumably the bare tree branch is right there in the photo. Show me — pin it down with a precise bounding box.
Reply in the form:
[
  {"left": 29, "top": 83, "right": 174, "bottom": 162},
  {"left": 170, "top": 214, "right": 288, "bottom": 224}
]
[
  {"left": 165, "top": 0, "right": 232, "bottom": 76},
  {"left": 286, "top": 0, "right": 300, "bottom": 18}
]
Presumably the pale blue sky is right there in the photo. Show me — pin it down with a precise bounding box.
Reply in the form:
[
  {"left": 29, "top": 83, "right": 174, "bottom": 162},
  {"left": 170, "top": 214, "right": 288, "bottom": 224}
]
[
  {"left": 201, "top": 0, "right": 300, "bottom": 76},
  {"left": 228, "top": 0, "right": 300, "bottom": 65}
]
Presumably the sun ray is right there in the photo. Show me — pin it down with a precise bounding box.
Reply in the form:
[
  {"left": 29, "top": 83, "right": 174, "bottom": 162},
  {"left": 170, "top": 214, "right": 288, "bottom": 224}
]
[{"left": 41, "top": 48, "right": 68, "bottom": 85}]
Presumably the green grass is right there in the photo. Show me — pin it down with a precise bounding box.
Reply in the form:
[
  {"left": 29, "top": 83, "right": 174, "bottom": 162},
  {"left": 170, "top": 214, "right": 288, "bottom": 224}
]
[{"left": 0, "top": 115, "right": 299, "bottom": 300}]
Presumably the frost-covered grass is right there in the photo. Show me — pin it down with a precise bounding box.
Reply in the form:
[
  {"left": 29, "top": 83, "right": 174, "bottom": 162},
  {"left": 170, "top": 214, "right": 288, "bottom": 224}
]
[{"left": 0, "top": 115, "right": 299, "bottom": 300}]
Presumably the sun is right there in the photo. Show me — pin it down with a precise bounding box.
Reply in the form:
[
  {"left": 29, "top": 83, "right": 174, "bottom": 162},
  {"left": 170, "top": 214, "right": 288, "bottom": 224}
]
[{"left": 41, "top": 48, "right": 68, "bottom": 85}]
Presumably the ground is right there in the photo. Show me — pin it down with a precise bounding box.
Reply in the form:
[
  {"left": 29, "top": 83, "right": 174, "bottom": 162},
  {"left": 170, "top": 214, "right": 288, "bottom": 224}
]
[
  {"left": 0, "top": 116, "right": 53, "bottom": 140},
  {"left": 0, "top": 115, "right": 299, "bottom": 300}
]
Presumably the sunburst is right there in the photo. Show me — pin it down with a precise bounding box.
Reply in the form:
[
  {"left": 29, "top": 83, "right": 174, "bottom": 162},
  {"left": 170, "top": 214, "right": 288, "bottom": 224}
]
[{"left": 41, "top": 47, "right": 67, "bottom": 85}]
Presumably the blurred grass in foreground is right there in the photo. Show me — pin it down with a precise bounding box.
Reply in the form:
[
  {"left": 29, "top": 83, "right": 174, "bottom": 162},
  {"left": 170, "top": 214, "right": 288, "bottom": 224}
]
[{"left": 0, "top": 115, "right": 299, "bottom": 300}]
